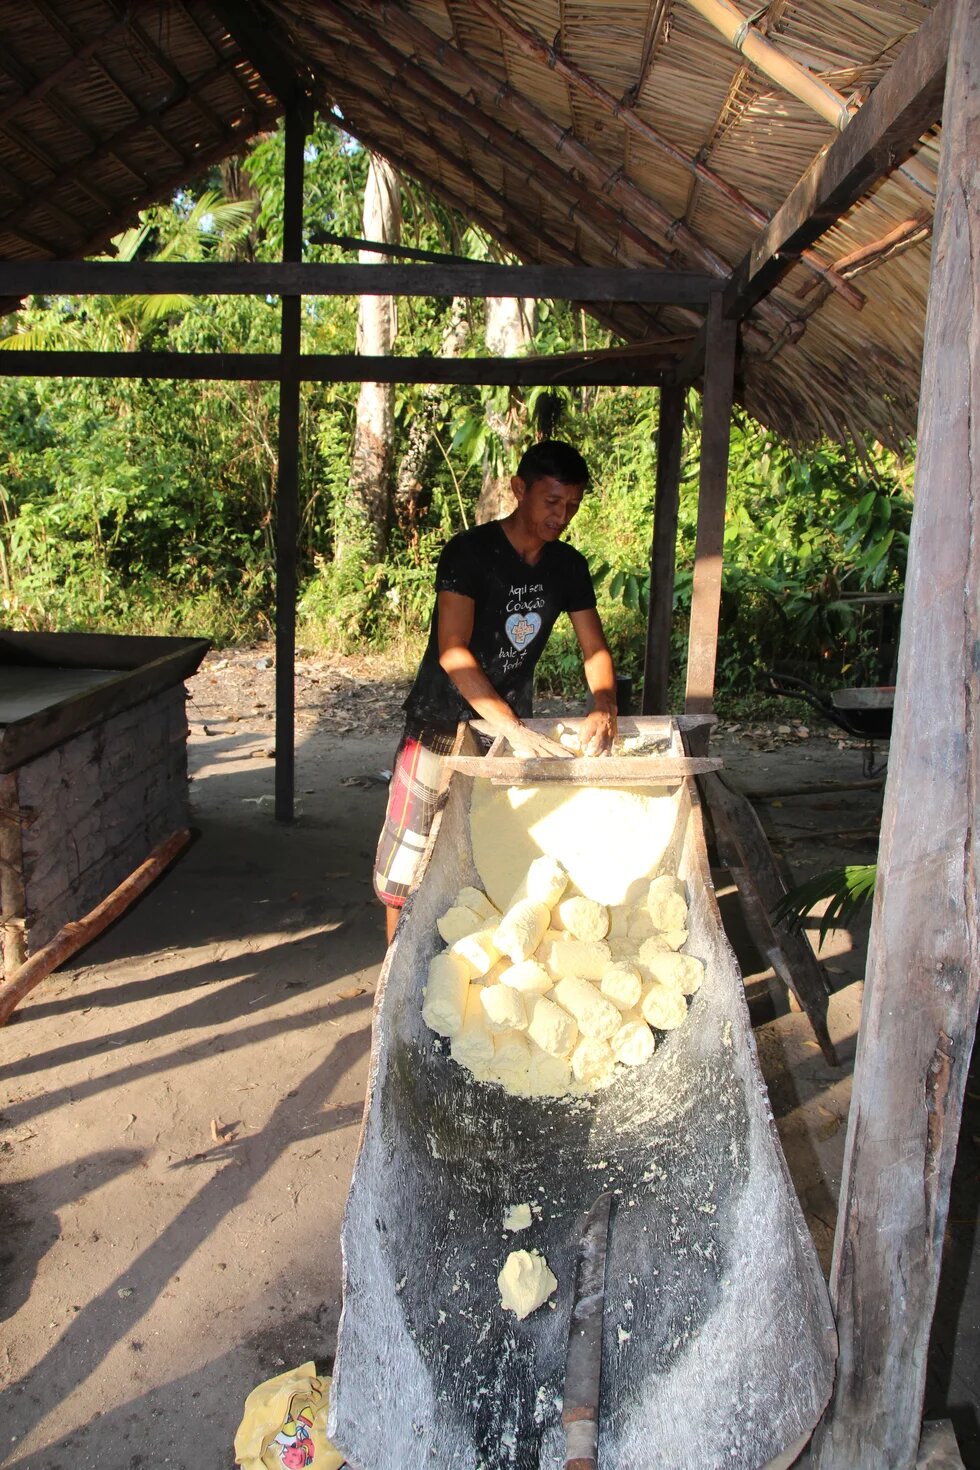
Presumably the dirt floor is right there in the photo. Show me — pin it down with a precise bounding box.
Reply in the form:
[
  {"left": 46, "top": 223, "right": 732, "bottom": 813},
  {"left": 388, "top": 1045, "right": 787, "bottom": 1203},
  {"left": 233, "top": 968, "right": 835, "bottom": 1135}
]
[{"left": 0, "top": 647, "right": 976, "bottom": 1468}]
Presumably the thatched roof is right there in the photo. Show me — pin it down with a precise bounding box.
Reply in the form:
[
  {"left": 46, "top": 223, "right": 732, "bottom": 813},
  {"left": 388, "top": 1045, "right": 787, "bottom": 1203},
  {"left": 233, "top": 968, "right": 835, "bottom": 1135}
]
[{"left": 0, "top": 0, "right": 944, "bottom": 443}]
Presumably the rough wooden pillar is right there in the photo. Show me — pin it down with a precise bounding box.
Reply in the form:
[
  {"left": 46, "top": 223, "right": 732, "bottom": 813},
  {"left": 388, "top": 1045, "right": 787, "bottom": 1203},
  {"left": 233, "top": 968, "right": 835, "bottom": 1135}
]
[
  {"left": 274, "top": 106, "right": 307, "bottom": 823},
  {"left": 813, "top": 4, "right": 979, "bottom": 1463},
  {"left": 641, "top": 385, "right": 685, "bottom": 714},
  {"left": 684, "top": 293, "right": 736, "bottom": 720}
]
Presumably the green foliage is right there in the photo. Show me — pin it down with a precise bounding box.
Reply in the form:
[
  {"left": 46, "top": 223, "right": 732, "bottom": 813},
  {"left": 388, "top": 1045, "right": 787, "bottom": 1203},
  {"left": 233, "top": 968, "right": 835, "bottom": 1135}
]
[
  {"left": 772, "top": 864, "right": 877, "bottom": 950},
  {"left": 0, "top": 111, "right": 914, "bottom": 721}
]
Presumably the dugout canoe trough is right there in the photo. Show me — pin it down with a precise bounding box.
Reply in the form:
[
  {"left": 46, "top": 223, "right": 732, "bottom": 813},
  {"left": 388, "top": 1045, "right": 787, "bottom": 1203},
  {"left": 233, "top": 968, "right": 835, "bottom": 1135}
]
[{"left": 330, "top": 717, "right": 836, "bottom": 1469}]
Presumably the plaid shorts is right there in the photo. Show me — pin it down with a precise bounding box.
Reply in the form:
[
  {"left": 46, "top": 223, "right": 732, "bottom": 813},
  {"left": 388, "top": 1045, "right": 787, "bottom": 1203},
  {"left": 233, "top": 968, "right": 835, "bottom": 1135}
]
[{"left": 373, "top": 723, "right": 459, "bottom": 908}]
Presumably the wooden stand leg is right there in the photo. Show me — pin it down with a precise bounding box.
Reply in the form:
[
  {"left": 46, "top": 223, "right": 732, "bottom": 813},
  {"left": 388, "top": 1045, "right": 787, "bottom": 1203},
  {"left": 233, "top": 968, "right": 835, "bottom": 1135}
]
[{"left": 699, "top": 771, "right": 838, "bottom": 1066}]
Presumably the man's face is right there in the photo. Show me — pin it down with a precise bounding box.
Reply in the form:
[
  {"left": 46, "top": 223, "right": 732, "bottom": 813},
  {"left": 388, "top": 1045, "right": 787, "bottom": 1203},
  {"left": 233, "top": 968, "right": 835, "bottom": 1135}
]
[{"left": 511, "top": 474, "right": 584, "bottom": 542}]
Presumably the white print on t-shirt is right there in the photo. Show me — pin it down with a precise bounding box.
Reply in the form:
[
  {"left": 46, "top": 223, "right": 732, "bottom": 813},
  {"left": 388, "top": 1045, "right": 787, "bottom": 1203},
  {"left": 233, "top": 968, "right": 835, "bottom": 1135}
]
[{"left": 500, "top": 581, "right": 545, "bottom": 671}]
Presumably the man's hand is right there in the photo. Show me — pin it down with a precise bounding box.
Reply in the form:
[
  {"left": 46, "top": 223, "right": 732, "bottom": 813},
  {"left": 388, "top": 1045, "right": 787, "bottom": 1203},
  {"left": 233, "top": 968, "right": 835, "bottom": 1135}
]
[{"left": 580, "top": 707, "right": 617, "bottom": 756}]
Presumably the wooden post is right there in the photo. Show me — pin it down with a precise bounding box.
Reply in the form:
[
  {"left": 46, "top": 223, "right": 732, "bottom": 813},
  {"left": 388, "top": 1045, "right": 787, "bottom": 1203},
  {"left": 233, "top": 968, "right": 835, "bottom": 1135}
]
[
  {"left": 684, "top": 294, "right": 736, "bottom": 721},
  {"left": 274, "top": 106, "right": 307, "bottom": 823},
  {"left": 813, "top": 3, "right": 980, "bottom": 1463},
  {"left": 641, "top": 385, "right": 685, "bottom": 714}
]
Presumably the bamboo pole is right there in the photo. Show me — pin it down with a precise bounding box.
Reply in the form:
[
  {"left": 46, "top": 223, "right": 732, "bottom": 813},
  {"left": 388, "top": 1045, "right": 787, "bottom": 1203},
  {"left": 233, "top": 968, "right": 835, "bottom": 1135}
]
[
  {"left": 682, "top": 0, "right": 937, "bottom": 201},
  {"left": 0, "top": 829, "right": 192, "bottom": 1026},
  {"left": 813, "top": 0, "right": 980, "bottom": 1460},
  {"left": 468, "top": 0, "right": 864, "bottom": 311},
  {"left": 684, "top": 0, "right": 853, "bottom": 129}
]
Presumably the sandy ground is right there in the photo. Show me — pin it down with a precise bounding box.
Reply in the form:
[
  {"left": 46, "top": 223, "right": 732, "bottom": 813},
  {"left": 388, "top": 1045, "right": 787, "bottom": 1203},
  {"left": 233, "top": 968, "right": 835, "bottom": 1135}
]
[{"left": 0, "top": 649, "right": 976, "bottom": 1468}]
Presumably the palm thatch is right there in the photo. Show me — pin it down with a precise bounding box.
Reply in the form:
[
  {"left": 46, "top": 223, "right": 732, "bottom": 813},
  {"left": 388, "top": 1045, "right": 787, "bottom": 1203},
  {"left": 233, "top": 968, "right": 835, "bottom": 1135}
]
[{"left": 0, "top": 0, "right": 943, "bottom": 443}]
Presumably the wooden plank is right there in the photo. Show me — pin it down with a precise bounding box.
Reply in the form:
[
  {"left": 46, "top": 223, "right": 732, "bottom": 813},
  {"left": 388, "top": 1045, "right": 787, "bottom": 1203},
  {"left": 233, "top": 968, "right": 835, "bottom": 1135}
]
[
  {"left": 0, "top": 260, "right": 719, "bottom": 303},
  {"left": 917, "top": 1420, "right": 966, "bottom": 1469},
  {"left": 812, "top": 3, "right": 980, "bottom": 1463},
  {"left": 0, "top": 828, "right": 192, "bottom": 1023},
  {"left": 642, "top": 385, "right": 685, "bottom": 714},
  {"left": 698, "top": 771, "right": 837, "bottom": 1066},
  {"left": 0, "top": 350, "right": 670, "bottom": 386},
  {"left": 443, "top": 754, "right": 722, "bottom": 783},
  {"left": 684, "top": 295, "right": 736, "bottom": 717},
  {"left": 724, "top": 0, "right": 951, "bottom": 320},
  {"left": 273, "top": 105, "right": 305, "bottom": 825}
]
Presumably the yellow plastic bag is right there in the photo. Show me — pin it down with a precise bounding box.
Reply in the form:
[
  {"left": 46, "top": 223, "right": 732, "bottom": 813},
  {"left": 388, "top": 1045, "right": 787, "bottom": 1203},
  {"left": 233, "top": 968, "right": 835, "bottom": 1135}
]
[{"left": 234, "top": 1361, "right": 346, "bottom": 1470}]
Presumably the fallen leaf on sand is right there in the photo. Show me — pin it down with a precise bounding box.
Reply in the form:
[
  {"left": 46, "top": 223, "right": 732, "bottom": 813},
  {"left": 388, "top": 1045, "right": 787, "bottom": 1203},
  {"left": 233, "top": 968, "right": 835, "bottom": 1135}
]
[{"left": 338, "top": 985, "right": 368, "bottom": 1000}]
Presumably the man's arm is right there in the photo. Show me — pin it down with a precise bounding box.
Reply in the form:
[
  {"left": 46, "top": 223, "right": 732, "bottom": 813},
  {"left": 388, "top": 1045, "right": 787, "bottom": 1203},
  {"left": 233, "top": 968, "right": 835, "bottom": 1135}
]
[
  {"left": 437, "top": 589, "right": 523, "bottom": 732},
  {"left": 569, "top": 607, "right": 618, "bottom": 755}
]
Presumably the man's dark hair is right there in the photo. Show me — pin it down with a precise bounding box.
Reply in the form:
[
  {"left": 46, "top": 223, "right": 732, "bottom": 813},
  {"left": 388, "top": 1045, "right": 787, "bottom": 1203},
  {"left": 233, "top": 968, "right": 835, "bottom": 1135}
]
[{"left": 516, "top": 439, "right": 590, "bottom": 489}]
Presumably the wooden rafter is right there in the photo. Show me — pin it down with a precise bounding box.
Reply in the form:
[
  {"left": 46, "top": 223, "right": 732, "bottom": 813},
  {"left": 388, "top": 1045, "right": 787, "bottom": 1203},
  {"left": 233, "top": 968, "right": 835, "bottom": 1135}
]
[
  {"left": 0, "top": 13, "right": 129, "bottom": 128},
  {"left": 724, "top": 0, "right": 951, "bottom": 321},
  {"left": 0, "top": 260, "right": 718, "bottom": 303},
  {"left": 363, "top": 0, "right": 792, "bottom": 334},
  {"left": 295, "top": 1, "right": 677, "bottom": 275},
  {"left": 797, "top": 214, "right": 932, "bottom": 296},
  {"left": 469, "top": 0, "right": 864, "bottom": 309}
]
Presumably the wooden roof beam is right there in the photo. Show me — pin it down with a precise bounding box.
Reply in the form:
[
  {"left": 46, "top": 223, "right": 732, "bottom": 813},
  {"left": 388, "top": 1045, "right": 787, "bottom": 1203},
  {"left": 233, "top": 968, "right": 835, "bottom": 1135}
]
[
  {"left": 208, "top": 0, "right": 314, "bottom": 120},
  {"left": 724, "top": 0, "right": 951, "bottom": 322},
  {"left": 0, "top": 349, "right": 672, "bottom": 387},
  {"left": 469, "top": 0, "right": 863, "bottom": 310},
  {"left": 295, "top": 2, "right": 674, "bottom": 275},
  {"left": 0, "top": 260, "right": 719, "bottom": 304},
  {"left": 369, "top": 0, "right": 793, "bottom": 335},
  {"left": 0, "top": 14, "right": 130, "bottom": 127}
]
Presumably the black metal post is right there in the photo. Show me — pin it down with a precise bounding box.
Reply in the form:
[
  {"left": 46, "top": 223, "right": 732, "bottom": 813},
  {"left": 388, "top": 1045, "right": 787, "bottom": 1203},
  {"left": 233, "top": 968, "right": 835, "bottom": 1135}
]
[{"left": 274, "top": 106, "right": 307, "bottom": 822}]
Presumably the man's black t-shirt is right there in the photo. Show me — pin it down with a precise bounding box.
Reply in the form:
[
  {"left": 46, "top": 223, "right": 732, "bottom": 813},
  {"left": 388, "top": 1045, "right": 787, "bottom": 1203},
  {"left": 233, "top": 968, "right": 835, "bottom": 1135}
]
[{"left": 403, "top": 520, "right": 597, "bottom": 730}]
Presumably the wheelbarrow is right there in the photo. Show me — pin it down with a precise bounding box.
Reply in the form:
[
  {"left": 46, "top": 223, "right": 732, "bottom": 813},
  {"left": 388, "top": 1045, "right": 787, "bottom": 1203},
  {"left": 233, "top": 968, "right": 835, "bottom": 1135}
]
[{"left": 766, "top": 671, "right": 894, "bottom": 777}]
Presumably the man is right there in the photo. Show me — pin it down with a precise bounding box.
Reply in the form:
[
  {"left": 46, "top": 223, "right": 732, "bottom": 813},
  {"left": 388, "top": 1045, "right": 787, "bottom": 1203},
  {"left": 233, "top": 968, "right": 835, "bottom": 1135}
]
[{"left": 374, "top": 439, "right": 617, "bottom": 941}]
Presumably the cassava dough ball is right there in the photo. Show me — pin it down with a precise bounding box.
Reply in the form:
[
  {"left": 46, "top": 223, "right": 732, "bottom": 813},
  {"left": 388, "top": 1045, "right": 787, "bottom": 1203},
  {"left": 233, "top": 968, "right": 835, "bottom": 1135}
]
[
  {"left": 495, "top": 899, "right": 551, "bottom": 964},
  {"left": 611, "top": 1020, "right": 656, "bottom": 1067},
  {"left": 569, "top": 1036, "right": 615, "bottom": 1088},
  {"left": 644, "top": 951, "right": 705, "bottom": 996},
  {"left": 526, "top": 995, "right": 578, "bottom": 1057},
  {"left": 451, "top": 985, "right": 496, "bottom": 1067},
  {"left": 543, "top": 938, "right": 611, "bottom": 981},
  {"left": 557, "top": 896, "right": 609, "bottom": 942},
  {"left": 646, "top": 875, "right": 688, "bottom": 933},
  {"left": 498, "top": 958, "right": 553, "bottom": 994},
  {"left": 455, "top": 886, "right": 501, "bottom": 923},
  {"left": 552, "top": 975, "right": 623, "bottom": 1041},
  {"left": 437, "top": 905, "right": 483, "bottom": 946},
  {"left": 422, "top": 950, "right": 470, "bottom": 1036},
  {"left": 480, "top": 983, "right": 528, "bottom": 1033},
  {"left": 450, "top": 927, "right": 501, "bottom": 978},
  {"left": 641, "top": 981, "right": 689, "bottom": 1031},
  {"left": 600, "top": 962, "right": 643, "bottom": 1012}
]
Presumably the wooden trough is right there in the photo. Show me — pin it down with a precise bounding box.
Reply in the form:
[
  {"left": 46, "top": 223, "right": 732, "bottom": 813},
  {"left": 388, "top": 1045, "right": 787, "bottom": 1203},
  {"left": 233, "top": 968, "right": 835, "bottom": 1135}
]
[{"left": 331, "top": 718, "right": 836, "bottom": 1469}]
